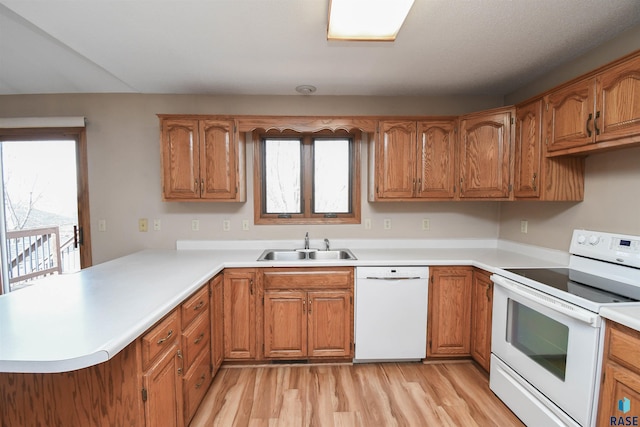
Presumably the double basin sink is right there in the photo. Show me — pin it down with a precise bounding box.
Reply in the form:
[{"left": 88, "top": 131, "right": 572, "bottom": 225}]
[{"left": 257, "top": 248, "right": 357, "bottom": 261}]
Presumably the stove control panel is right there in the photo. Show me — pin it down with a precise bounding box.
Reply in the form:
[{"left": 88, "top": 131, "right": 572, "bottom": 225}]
[{"left": 571, "top": 229, "right": 640, "bottom": 269}]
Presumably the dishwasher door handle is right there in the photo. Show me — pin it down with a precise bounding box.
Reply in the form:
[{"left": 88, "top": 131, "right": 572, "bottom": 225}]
[{"left": 365, "top": 276, "right": 422, "bottom": 280}]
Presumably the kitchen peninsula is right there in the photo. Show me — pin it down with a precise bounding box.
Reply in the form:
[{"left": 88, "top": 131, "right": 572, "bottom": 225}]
[{"left": 1, "top": 238, "right": 567, "bottom": 426}]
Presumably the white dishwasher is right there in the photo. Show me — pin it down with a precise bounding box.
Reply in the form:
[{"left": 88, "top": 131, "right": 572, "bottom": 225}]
[{"left": 354, "top": 266, "right": 429, "bottom": 362}]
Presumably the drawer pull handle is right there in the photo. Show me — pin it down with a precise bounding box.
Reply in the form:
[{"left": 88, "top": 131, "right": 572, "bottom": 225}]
[
  {"left": 194, "top": 333, "right": 205, "bottom": 344},
  {"left": 157, "top": 329, "right": 173, "bottom": 345},
  {"left": 194, "top": 301, "right": 204, "bottom": 311},
  {"left": 195, "top": 373, "right": 206, "bottom": 389},
  {"left": 177, "top": 350, "right": 183, "bottom": 375}
]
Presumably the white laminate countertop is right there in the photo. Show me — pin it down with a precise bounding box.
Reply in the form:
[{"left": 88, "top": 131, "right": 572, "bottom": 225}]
[
  {"left": 600, "top": 306, "right": 640, "bottom": 331},
  {"left": 0, "top": 239, "right": 574, "bottom": 373}
]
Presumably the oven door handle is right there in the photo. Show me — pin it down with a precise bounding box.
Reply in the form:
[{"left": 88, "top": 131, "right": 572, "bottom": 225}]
[{"left": 492, "top": 274, "right": 600, "bottom": 327}]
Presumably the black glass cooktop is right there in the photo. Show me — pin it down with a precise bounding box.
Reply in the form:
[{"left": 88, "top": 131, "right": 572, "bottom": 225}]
[{"left": 504, "top": 267, "right": 638, "bottom": 304}]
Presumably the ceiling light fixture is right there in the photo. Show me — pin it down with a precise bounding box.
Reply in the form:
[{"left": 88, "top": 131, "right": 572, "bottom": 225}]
[
  {"left": 327, "top": 0, "right": 415, "bottom": 41},
  {"left": 295, "top": 85, "right": 317, "bottom": 95}
]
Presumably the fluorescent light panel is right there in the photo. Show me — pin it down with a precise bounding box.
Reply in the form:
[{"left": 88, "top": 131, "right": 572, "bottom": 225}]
[{"left": 327, "top": 0, "right": 415, "bottom": 41}]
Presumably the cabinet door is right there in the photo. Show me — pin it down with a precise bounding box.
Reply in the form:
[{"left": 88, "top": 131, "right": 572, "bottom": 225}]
[
  {"left": 142, "top": 345, "right": 183, "bottom": 427},
  {"left": 427, "top": 267, "right": 472, "bottom": 357},
  {"left": 597, "top": 55, "right": 640, "bottom": 144},
  {"left": 459, "top": 109, "right": 513, "bottom": 199},
  {"left": 307, "top": 290, "right": 353, "bottom": 358},
  {"left": 211, "top": 274, "right": 224, "bottom": 373},
  {"left": 199, "top": 119, "right": 238, "bottom": 200},
  {"left": 263, "top": 290, "right": 307, "bottom": 358},
  {"left": 514, "top": 99, "right": 542, "bottom": 198},
  {"left": 597, "top": 363, "right": 640, "bottom": 426},
  {"left": 470, "top": 270, "right": 493, "bottom": 372},
  {"left": 161, "top": 119, "right": 200, "bottom": 199},
  {"left": 416, "top": 120, "right": 456, "bottom": 199},
  {"left": 544, "top": 78, "right": 596, "bottom": 152},
  {"left": 223, "top": 269, "right": 257, "bottom": 359},
  {"left": 375, "top": 121, "right": 417, "bottom": 199}
]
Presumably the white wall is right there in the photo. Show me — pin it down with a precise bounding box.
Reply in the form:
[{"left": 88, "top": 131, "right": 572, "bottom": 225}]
[
  {"left": 0, "top": 94, "right": 503, "bottom": 263},
  {"left": 498, "top": 147, "right": 640, "bottom": 251}
]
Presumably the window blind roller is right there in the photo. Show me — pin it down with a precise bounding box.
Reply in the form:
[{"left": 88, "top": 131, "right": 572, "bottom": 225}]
[{"left": 0, "top": 117, "right": 86, "bottom": 128}]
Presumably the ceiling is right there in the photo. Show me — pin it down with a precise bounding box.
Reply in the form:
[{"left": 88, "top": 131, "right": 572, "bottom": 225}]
[{"left": 1, "top": 0, "right": 640, "bottom": 97}]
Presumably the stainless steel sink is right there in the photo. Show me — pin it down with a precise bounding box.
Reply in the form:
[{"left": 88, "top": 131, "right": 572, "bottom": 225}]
[
  {"left": 307, "top": 249, "right": 357, "bottom": 260},
  {"left": 257, "top": 249, "right": 356, "bottom": 261},
  {"left": 257, "top": 250, "right": 307, "bottom": 261}
]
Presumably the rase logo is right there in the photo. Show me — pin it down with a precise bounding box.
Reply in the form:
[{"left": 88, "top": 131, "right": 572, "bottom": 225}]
[{"left": 611, "top": 397, "right": 638, "bottom": 426}]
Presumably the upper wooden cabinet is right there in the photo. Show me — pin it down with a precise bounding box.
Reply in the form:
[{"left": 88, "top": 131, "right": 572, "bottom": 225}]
[
  {"left": 545, "top": 53, "right": 640, "bottom": 155},
  {"left": 373, "top": 120, "right": 417, "bottom": 199},
  {"left": 417, "top": 121, "right": 457, "bottom": 199},
  {"left": 514, "top": 98, "right": 585, "bottom": 201},
  {"left": 458, "top": 107, "right": 514, "bottom": 199},
  {"left": 370, "top": 119, "right": 457, "bottom": 201},
  {"left": 159, "top": 116, "right": 246, "bottom": 201}
]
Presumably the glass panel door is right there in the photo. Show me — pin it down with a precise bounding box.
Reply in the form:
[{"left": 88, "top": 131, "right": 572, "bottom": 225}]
[{"left": 1, "top": 140, "right": 80, "bottom": 291}]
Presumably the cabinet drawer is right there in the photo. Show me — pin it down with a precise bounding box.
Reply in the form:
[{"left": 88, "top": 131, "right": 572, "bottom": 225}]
[
  {"left": 263, "top": 267, "right": 354, "bottom": 290},
  {"left": 141, "top": 310, "right": 180, "bottom": 369},
  {"left": 182, "top": 310, "right": 211, "bottom": 371},
  {"left": 182, "top": 285, "right": 209, "bottom": 328},
  {"left": 607, "top": 322, "right": 640, "bottom": 373},
  {"left": 183, "top": 350, "right": 213, "bottom": 424}
]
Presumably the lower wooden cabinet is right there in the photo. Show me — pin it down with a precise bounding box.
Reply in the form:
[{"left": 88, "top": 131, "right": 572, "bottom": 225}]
[
  {"left": 180, "top": 284, "right": 212, "bottom": 425},
  {"left": 263, "top": 289, "right": 353, "bottom": 359},
  {"left": 427, "top": 266, "right": 473, "bottom": 357},
  {"left": 597, "top": 321, "right": 640, "bottom": 425},
  {"left": 182, "top": 349, "right": 213, "bottom": 423},
  {"left": 223, "top": 268, "right": 258, "bottom": 360},
  {"left": 262, "top": 267, "right": 354, "bottom": 360},
  {"left": 142, "top": 342, "right": 184, "bottom": 427},
  {"left": 470, "top": 269, "right": 493, "bottom": 372},
  {"left": 210, "top": 273, "right": 224, "bottom": 373}
]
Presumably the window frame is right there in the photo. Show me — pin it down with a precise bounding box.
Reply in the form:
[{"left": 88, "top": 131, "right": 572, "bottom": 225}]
[{"left": 253, "top": 129, "right": 361, "bottom": 225}]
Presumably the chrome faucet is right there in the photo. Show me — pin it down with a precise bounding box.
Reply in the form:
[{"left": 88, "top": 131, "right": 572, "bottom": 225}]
[
  {"left": 304, "top": 232, "right": 309, "bottom": 250},
  {"left": 324, "top": 238, "right": 330, "bottom": 251}
]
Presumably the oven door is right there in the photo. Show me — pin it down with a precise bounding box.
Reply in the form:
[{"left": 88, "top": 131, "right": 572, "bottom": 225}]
[{"left": 491, "top": 274, "right": 601, "bottom": 427}]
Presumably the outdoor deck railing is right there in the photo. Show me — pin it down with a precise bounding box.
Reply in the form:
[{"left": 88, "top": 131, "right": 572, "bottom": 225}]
[{"left": 5, "top": 226, "right": 78, "bottom": 290}]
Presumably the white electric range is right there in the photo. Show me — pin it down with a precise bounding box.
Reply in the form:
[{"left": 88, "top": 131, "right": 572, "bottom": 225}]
[{"left": 490, "top": 229, "right": 640, "bottom": 427}]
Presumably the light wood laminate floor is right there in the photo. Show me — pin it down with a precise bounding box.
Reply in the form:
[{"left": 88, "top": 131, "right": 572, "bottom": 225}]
[{"left": 190, "top": 361, "right": 524, "bottom": 427}]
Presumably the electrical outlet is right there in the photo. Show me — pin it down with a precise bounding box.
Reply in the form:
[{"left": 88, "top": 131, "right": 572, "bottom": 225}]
[
  {"left": 138, "top": 218, "right": 148, "bottom": 232},
  {"left": 242, "top": 219, "right": 250, "bottom": 231},
  {"left": 384, "top": 218, "right": 392, "bottom": 230},
  {"left": 153, "top": 219, "right": 161, "bottom": 231},
  {"left": 223, "top": 220, "right": 231, "bottom": 231},
  {"left": 191, "top": 219, "right": 199, "bottom": 231},
  {"left": 364, "top": 218, "right": 372, "bottom": 230},
  {"left": 520, "top": 220, "right": 528, "bottom": 234},
  {"left": 98, "top": 219, "right": 106, "bottom": 232},
  {"left": 422, "top": 218, "right": 430, "bottom": 231}
]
